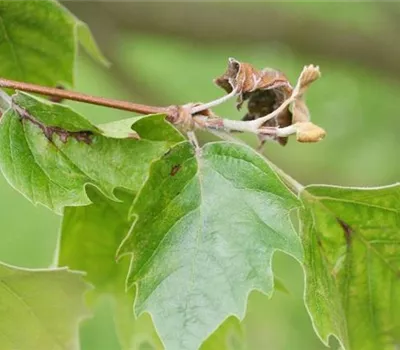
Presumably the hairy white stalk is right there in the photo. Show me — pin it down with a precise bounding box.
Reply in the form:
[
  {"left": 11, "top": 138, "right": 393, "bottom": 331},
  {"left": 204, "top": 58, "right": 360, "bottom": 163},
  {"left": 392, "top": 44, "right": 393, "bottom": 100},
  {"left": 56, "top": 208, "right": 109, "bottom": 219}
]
[
  {"left": 274, "top": 124, "right": 298, "bottom": 137},
  {"left": 190, "top": 87, "right": 238, "bottom": 114}
]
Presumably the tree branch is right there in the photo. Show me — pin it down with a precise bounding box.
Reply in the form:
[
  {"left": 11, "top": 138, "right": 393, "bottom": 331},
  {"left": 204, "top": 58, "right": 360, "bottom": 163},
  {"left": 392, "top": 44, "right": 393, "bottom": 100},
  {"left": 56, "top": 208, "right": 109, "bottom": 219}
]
[{"left": 0, "top": 78, "right": 168, "bottom": 115}]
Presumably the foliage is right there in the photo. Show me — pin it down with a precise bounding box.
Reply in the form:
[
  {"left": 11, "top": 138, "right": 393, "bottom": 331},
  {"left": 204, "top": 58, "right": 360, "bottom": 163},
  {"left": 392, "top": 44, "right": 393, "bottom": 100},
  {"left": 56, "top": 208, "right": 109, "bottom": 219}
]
[
  {"left": 302, "top": 184, "right": 400, "bottom": 350},
  {"left": 0, "top": 262, "right": 89, "bottom": 350},
  {"left": 0, "top": 1, "right": 398, "bottom": 350}
]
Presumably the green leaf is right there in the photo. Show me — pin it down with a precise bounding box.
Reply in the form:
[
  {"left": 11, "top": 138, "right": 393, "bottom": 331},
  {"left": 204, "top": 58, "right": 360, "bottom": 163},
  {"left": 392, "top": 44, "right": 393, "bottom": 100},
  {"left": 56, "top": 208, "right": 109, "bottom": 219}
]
[
  {"left": 76, "top": 20, "right": 110, "bottom": 67},
  {"left": 301, "top": 184, "right": 400, "bottom": 350},
  {"left": 0, "top": 262, "right": 89, "bottom": 350},
  {"left": 58, "top": 188, "right": 163, "bottom": 350},
  {"left": 201, "top": 317, "right": 245, "bottom": 350},
  {"left": 58, "top": 188, "right": 245, "bottom": 350},
  {"left": 119, "top": 141, "right": 303, "bottom": 350},
  {"left": 0, "top": 0, "right": 105, "bottom": 86},
  {"left": 0, "top": 92, "right": 183, "bottom": 214}
]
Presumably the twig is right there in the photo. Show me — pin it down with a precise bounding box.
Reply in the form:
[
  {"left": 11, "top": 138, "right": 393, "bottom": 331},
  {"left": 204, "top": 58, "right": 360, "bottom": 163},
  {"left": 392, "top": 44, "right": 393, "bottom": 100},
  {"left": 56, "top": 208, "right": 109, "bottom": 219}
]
[
  {"left": 0, "top": 76, "right": 306, "bottom": 142},
  {"left": 190, "top": 88, "right": 237, "bottom": 114},
  {"left": 194, "top": 114, "right": 298, "bottom": 139},
  {"left": 0, "top": 78, "right": 168, "bottom": 115}
]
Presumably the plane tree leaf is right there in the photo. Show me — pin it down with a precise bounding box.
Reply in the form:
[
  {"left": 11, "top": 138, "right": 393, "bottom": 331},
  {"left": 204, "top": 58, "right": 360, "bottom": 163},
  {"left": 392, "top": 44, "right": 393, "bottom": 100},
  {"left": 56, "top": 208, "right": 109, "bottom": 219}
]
[
  {"left": 301, "top": 184, "right": 400, "bottom": 350},
  {"left": 58, "top": 188, "right": 163, "bottom": 350},
  {"left": 58, "top": 188, "right": 247, "bottom": 350},
  {"left": 0, "top": 0, "right": 107, "bottom": 87},
  {"left": 0, "top": 262, "right": 90, "bottom": 350},
  {"left": 118, "top": 141, "right": 303, "bottom": 350},
  {"left": 0, "top": 92, "right": 183, "bottom": 214}
]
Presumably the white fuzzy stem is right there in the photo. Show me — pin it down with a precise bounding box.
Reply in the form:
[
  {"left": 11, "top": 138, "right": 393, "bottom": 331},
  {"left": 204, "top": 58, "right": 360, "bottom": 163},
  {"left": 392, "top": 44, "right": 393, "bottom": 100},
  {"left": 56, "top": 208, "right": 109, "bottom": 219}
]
[
  {"left": 275, "top": 124, "right": 298, "bottom": 137},
  {"left": 190, "top": 88, "right": 238, "bottom": 114},
  {"left": 221, "top": 118, "right": 259, "bottom": 133}
]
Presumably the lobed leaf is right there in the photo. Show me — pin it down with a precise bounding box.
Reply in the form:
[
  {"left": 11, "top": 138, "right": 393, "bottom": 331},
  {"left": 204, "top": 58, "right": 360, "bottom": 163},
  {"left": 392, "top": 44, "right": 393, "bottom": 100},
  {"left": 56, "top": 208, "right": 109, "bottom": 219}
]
[
  {"left": 0, "top": 262, "right": 89, "bottom": 350},
  {"left": 118, "top": 141, "right": 303, "bottom": 350},
  {"left": 301, "top": 184, "right": 400, "bottom": 350},
  {"left": 0, "top": 92, "right": 183, "bottom": 214},
  {"left": 0, "top": 0, "right": 106, "bottom": 87},
  {"left": 58, "top": 188, "right": 163, "bottom": 350},
  {"left": 58, "top": 188, "right": 245, "bottom": 350}
]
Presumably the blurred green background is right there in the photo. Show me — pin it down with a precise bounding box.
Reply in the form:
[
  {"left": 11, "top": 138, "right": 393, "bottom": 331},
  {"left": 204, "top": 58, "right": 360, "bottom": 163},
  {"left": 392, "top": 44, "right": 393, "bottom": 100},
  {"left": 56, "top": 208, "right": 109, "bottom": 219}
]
[{"left": 0, "top": 2, "right": 398, "bottom": 349}]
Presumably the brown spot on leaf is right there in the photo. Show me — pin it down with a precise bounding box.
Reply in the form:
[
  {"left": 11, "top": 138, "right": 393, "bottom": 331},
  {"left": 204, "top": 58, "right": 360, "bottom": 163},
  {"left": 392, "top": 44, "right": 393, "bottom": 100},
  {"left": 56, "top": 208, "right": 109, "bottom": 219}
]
[
  {"left": 336, "top": 218, "right": 353, "bottom": 246},
  {"left": 14, "top": 103, "right": 93, "bottom": 144},
  {"left": 170, "top": 164, "right": 181, "bottom": 176}
]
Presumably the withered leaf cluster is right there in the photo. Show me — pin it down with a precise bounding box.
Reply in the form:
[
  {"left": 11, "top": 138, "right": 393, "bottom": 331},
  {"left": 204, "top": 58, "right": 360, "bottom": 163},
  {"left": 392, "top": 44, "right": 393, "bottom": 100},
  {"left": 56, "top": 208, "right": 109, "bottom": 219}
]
[{"left": 214, "top": 58, "right": 325, "bottom": 145}]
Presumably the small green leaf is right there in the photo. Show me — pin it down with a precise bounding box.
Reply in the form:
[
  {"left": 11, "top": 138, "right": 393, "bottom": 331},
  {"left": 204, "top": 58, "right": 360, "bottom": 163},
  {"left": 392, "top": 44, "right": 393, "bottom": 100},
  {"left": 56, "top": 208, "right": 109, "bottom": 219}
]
[
  {"left": 0, "top": 0, "right": 105, "bottom": 86},
  {"left": 0, "top": 262, "right": 89, "bottom": 350},
  {"left": 301, "top": 184, "right": 400, "bottom": 350},
  {"left": 58, "top": 188, "right": 163, "bottom": 350},
  {"left": 0, "top": 92, "right": 183, "bottom": 214},
  {"left": 119, "top": 141, "right": 303, "bottom": 350}
]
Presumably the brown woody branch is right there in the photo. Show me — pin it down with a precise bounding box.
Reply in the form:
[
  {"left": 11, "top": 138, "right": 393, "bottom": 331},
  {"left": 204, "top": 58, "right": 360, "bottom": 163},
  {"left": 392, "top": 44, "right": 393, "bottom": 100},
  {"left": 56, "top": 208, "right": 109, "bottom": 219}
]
[{"left": 0, "top": 78, "right": 168, "bottom": 115}]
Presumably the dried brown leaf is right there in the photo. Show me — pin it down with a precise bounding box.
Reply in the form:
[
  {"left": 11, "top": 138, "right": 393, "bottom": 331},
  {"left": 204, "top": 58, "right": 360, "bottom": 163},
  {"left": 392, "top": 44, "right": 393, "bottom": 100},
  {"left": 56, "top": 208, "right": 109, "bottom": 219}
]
[
  {"left": 213, "top": 60, "right": 325, "bottom": 145},
  {"left": 215, "top": 58, "right": 295, "bottom": 145},
  {"left": 214, "top": 58, "right": 292, "bottom": 108}
]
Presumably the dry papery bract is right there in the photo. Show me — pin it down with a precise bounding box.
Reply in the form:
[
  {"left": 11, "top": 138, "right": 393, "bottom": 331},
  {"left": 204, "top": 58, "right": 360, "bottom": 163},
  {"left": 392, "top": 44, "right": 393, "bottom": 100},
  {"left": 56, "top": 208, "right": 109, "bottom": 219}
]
[{"left": 211, "top": 58, "right": 326, "bottom": 144}]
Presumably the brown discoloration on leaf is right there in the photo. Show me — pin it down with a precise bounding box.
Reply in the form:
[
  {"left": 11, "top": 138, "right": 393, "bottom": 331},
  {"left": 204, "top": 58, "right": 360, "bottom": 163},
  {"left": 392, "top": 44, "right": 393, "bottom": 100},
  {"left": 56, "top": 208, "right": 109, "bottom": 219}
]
[
  {"left": 336, "top": 217, "right": 353, "bottom": 245},
  {"left": 14, "top": 103, "right": 93, "bottom": 145},
  {"left": 170, "top": 164, "right": 181, "bottom": 177}
]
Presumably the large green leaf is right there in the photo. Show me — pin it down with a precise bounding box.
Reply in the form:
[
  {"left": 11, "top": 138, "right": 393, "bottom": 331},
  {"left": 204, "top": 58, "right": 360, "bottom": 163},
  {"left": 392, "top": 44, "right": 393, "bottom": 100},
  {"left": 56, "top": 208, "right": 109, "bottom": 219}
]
[
  {"left": 0, "top": 92, "right": 183, "bottom": 214},
  {"left": 58, "top": 188, "right": 246, "bottom": 350},
  {"left": 301, "top": 184, "right": 400, "bottom": 350},
  {"left": 0, "top": 0, "right": 106, "bottom": 87},
  {"left": 0, "top": 262, "right": 89, "bottom": 350},
  {"left": 118, "top": 141, "right": 303, "bottom": 350},
  {"left": 58, "top": 188, "right": 163, "bottom": 350}
]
